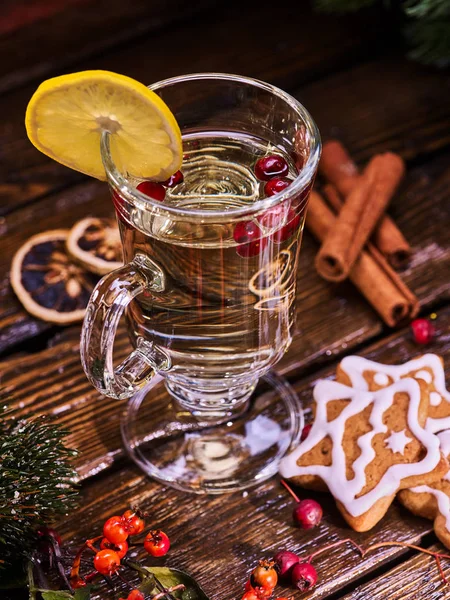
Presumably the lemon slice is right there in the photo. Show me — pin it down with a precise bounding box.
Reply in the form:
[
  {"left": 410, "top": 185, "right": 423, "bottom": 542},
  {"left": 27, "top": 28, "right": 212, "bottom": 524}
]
[{"left": 25, "top": 70, "right": 182, "bottom": 181}]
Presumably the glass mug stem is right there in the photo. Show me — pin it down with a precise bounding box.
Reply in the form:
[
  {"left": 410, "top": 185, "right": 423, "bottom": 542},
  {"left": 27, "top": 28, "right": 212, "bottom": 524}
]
[{"left": 80, "top": 254, "right": 170, "bottom": 399}]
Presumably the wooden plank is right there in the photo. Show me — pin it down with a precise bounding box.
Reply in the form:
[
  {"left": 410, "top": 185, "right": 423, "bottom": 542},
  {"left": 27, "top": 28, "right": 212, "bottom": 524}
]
[
  {"left": 2, "top": 288, "right": 449, "bottom": 481},
  {"left": 297, "top": 56, "right": 450, "bottom": 164},
  {"left": 1, "top": 151, "right": 449, "bottom": 357},
  {"left": 341, "top": 543, "right": 449, "bottom": 599},
  {"left": 5, "top": 311, "right": 448, "bottom": 599},
  {"left": 0, "top": 4, "right": 387, "bottom": 216},
  {"left": 0, "top": 0, "right": 212, "bottom": 95},
  {"left": 52, "top": 465, "right": 432, "bottom": 600}
]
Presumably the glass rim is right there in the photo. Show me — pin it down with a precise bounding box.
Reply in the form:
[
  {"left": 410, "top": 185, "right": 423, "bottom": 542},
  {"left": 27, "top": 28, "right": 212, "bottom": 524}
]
[{"left": 101, "top": 72, "right": 321, "bottom": 221}]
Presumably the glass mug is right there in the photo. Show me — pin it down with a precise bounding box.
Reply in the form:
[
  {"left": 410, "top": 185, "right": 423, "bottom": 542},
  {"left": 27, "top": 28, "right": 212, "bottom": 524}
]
[{"left": 81, "top": 73, "right": 320, "bottom": 493}]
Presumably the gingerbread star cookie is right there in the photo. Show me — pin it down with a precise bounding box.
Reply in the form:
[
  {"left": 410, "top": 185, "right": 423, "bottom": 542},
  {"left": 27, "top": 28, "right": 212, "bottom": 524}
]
[
  {"left": 279, "top": 378, "right": 448, "bottom": 532},
  {"left": 336, "top": 354, "right": 450, "bottom": 433},
  {"left": 398, "top": 430, "right": 450, "bottom": 549}
]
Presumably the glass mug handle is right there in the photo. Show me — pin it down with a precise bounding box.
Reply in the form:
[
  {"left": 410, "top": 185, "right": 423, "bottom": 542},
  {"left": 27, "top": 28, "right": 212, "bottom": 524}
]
[{"left": 80, "top": 254, "right": 171, "bottom": 399}]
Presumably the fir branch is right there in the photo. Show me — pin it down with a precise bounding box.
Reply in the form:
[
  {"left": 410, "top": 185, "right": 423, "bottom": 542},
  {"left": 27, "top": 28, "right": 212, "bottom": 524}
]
[{"left": 0, "top": 405, "right": 78, "bottom": 568}]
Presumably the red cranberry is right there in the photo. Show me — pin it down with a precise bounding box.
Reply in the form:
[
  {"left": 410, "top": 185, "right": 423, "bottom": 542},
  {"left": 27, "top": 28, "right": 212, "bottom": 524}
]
[
  {"left": 264, "top": 178, "right": 291, "bottom": 197},
  {"left": 257, "top": 203, "right": 290, "bottom": 230},
  {"left": 137, "top": 181, "right": 166, "bottom": 201},
  {"left": 291, "top": 562, "right": 317, "bottom": 592},
  {"left": 411, "top": 318, "right": 434, "bottom": 345},
  {"left": 236, "top": 238, "right": 267, "bottom": 258},
  {"left": 234, "top": 220, "right": 262, "bottom": 244},
  {"left": 273, "top": 550, "right": 299, "bottom": 582},
  {"left": 273, "top": 208, "right": 301, "bottom": 243},
  {"left": 293, "top": 499, "right": 323, "bottom": 529},
  {"left": 255, "top": 155, "right": 289, "bottom": 181},
  {"left": 300, "top": 423, "right": 312, "bottom": 441},
  {"left": 162, "top": 170, "right": 184, "bottom": 188}
]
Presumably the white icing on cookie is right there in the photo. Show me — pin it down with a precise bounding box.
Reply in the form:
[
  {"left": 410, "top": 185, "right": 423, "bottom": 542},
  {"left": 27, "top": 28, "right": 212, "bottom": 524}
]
[
  {"left": 430, "top": 392, "right": 442, "bottom": 407},
  {"left": 438, "top": 430, "right": 450, "bottom": 481},
  {"left": 339, "top": 354, "right": 450, "bottom": 433},
  {"left": 415, "top": 369, "right": 433, "bottom": 384},
  {"left": 385, "top": 430, "right": 412, "bottom": 454},
  {"left": 409, "top": 485, "right": 450, "bottom": 533},
  {"left": 278, "top": 378, "right": 441, "bottom": 518},
  {"left": 373, "top": 372, "right": 389, "bottom": 386}
]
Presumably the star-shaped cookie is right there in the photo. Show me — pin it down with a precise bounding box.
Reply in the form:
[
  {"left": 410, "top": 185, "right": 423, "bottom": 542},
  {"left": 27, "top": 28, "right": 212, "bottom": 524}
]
[
  {"left": 398, "top": 430, "right": 450, "bottom": 549},
  {"left": 279, "top": 378, "right": 448, "bottom": 532},
  {"left": 336, "top": 354, "right": 450, "bottom": 433}
]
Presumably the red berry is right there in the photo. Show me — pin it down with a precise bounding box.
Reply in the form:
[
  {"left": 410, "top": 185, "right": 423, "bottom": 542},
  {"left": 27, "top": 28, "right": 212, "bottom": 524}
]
[
  {"left": 291, "top": 562, "right": 317, "bottom": 591},
  {"left": 162, "top": 170, "right": 184, "bottom": 187},
  {"left": 293, "top": 498, "right": 323, "bottom": 529},
  {"left": 241, "top": 592, "right": 259, "bottom": 600},
  {"left": 122, "top": 510, "right": 145, "bottom": 536},
  {"left": 144, "top": 530, "right": 170, "bottom": 557},
  {"left": 127, "top": 591, "right": 144, "bottom": 600},
  {"left": 236, "top": 238, "right": 267, "bottom": 258},
  {"left": 137, "top": 181, "right": 166, "bottom": 201},
  {"left": 257, "top": 202, "right": 290, "bottom": 230},
  {"left": 103, "top": 516, "right": 129, "bottom": 544},
  {"left": 412, "top": 318, "right": 434, "bottom": 345},
  {"left": 100, "top": 537, "right": 128, "bottom": 559},
  {"left": 251, "top": 561, "right": 278, "bottom": 591},
  {"left": 273, "top": 550, "right": 299, "bottom": 582},
  {"left": 300, "top": 423, "right": 312, "bottom": 441},
  {"left": 264, "top": 178, "right": 291, "bottom": 197},
  {"left": 234, "top": 220, "right": 262, "bottom": 244},
  {"left": 272, "top": 208, "right": 301, "bottom": 243},
  {"left": 93, "top": 549, "right": 120, "bottom": 575},
  {"left": 255, "top": 155, "right": 289, "bottom": 181}
]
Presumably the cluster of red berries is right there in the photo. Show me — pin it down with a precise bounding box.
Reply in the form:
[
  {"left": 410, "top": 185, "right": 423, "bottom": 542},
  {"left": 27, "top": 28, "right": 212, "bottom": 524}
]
[
  {"left": 92, "top": 510, "right": 170, "bottom": 577},
  {"left": 274, "top": 550, "right": 317, "bottom": 593},
  {"left": 241, "top": 551, "right": 318, "bottom": 600},
  {"left": 234, "top": 154, "right": 301, "bottom": 258},
  {"left": 136, "top": 170, "right": 184, "bottom": 202}
]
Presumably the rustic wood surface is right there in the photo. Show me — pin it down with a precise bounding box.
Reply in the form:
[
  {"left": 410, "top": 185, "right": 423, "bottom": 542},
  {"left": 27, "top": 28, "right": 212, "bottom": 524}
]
[{"left": 1, "top": 2, "right": 450, "bottom": 599}]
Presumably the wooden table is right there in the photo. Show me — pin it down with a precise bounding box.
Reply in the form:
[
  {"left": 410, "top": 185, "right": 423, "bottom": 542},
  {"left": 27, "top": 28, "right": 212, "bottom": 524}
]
[{"left": 1, "top": 1, "right": 450, "bottom": 598}]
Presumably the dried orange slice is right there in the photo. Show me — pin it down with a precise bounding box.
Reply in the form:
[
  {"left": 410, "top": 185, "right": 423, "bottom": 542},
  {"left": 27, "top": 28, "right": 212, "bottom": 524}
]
[
  {"left": 67, "top": 217, "right": 123, "bottom": 275},
  {"left": 11, "top": 230, "right": 98, "bottom": 324}
]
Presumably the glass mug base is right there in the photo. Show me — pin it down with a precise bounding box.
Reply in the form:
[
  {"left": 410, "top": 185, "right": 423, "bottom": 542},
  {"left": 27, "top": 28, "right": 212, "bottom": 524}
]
[{"left": 121, "top": 370, "right": 303, "bottom": 494}]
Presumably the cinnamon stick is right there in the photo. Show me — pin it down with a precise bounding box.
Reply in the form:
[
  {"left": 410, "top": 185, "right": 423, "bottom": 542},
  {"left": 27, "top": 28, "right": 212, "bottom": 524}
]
[
  {"left": 320, "top": 140, "right": 411, "bottom": 269},
  {"left": 315, "top": 152, "right": 405, "bottom": 282},
  {"left": 307, "top": 190, "right": 419, "bottom": 327}
]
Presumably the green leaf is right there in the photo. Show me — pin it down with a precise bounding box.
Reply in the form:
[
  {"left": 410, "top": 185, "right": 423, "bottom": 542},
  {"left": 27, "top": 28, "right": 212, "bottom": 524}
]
[
  {"left": 144, "top": 567, "right": 209, "bottom": 600},
  {"left": 41, "top": 592, "right": 73, "bottom": 600},
  {"left": 74, "top": 586, "right": 92, "bottom": 600}
]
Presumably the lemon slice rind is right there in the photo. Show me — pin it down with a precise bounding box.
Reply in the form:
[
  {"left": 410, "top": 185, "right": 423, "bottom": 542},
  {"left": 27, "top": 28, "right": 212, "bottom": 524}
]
[{"left": 25, "top": 70, "right": 182, "bottom": 181}]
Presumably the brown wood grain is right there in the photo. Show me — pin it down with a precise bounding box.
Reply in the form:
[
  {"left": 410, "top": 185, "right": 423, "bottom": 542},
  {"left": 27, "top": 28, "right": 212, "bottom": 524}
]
[
  {"left": 2, "top": 294, "right": 449, "bottom": 482},
  {"left": 299, "top": 56, "right": 450, "bottom": 164},
  {"left": 341, "top": 543, "right": 450, "bottom": 599},
  {"left": 51, "top": 465, "right": 433, "bottom": 600},
  {"left": 0, "top": 3, "right": 388, "bottom": 216},
  {"left": 1, "top": 152, "right": 449, "bottom": 358},
  {"left": 3, "top": 311, "right": 447, "bottom": 599},
  {"left": 0, "top": 0, "right": 212, "bottom": 94}
]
